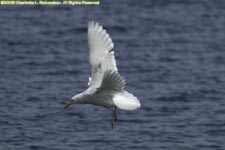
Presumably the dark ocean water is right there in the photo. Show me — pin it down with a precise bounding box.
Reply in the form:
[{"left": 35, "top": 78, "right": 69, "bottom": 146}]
[{"left": 0, "top": 0, "right": 225, "bottom": 150}]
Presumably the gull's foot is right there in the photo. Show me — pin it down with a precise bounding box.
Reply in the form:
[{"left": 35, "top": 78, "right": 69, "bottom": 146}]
[
  {"left": 111, "top": 113, "right": 116, "bottom": 129},
  {"left": 111, "top": 107, "right": 117, "bottom": 129}
]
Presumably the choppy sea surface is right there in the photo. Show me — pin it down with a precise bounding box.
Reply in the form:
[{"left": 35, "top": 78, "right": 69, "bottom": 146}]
[{"left": 0, "top": 1, "right": 225, "bottom": 150}]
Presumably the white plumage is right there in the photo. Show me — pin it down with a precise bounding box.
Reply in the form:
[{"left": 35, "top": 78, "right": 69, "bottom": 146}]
[
  {"left": 64, "top": 21, "right": 141, "bottom": 129},
  {"left": 113, "top": 92, "right": 141, "bottom": 110}
]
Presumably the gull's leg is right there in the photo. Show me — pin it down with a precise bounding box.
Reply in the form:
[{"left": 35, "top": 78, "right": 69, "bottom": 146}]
[
  {"left": 111, "top": 107, "right": 117, "bottom": 129},
  {"left": 114, "top": 107, "right": 117, "bottom": 121},
  {"left": 111, "top": 113, "right": 115, "bottom": 129}
]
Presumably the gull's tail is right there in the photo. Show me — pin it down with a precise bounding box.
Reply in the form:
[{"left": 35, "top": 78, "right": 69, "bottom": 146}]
[{"left": 113, "top": 91, "right": 141, "bottom": 110}]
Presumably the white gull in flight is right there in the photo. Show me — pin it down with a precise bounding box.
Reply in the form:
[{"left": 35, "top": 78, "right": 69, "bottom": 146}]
[{"left": 64, "top": 21, "right": 141, "bottom": 129}]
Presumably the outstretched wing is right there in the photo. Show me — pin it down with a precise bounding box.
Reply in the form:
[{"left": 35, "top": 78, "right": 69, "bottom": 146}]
[
  {"left": 87, "top": 21, "right": 118, "bottom": 88},
  {"left": 97, "top": 70, "right": 125, "bottom": 92}
]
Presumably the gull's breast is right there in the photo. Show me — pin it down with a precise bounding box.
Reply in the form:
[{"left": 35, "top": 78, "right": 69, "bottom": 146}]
[{"left": 89, "top": 91, "right": 116, "bottom": 109}]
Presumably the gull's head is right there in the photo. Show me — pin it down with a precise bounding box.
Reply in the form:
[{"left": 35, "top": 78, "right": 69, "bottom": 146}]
[{"left": 64, "top": 93, "right": 83, "bottom": 109}]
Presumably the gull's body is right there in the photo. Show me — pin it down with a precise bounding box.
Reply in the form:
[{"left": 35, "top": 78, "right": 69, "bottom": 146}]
[{"left": 64, "top": 21, "right": 141, "bottom": 129}]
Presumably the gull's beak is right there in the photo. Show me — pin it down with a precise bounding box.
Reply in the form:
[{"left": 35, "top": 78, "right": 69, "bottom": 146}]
[{"left": 64, "top": 101, "right": 72, "bottom": 109}]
